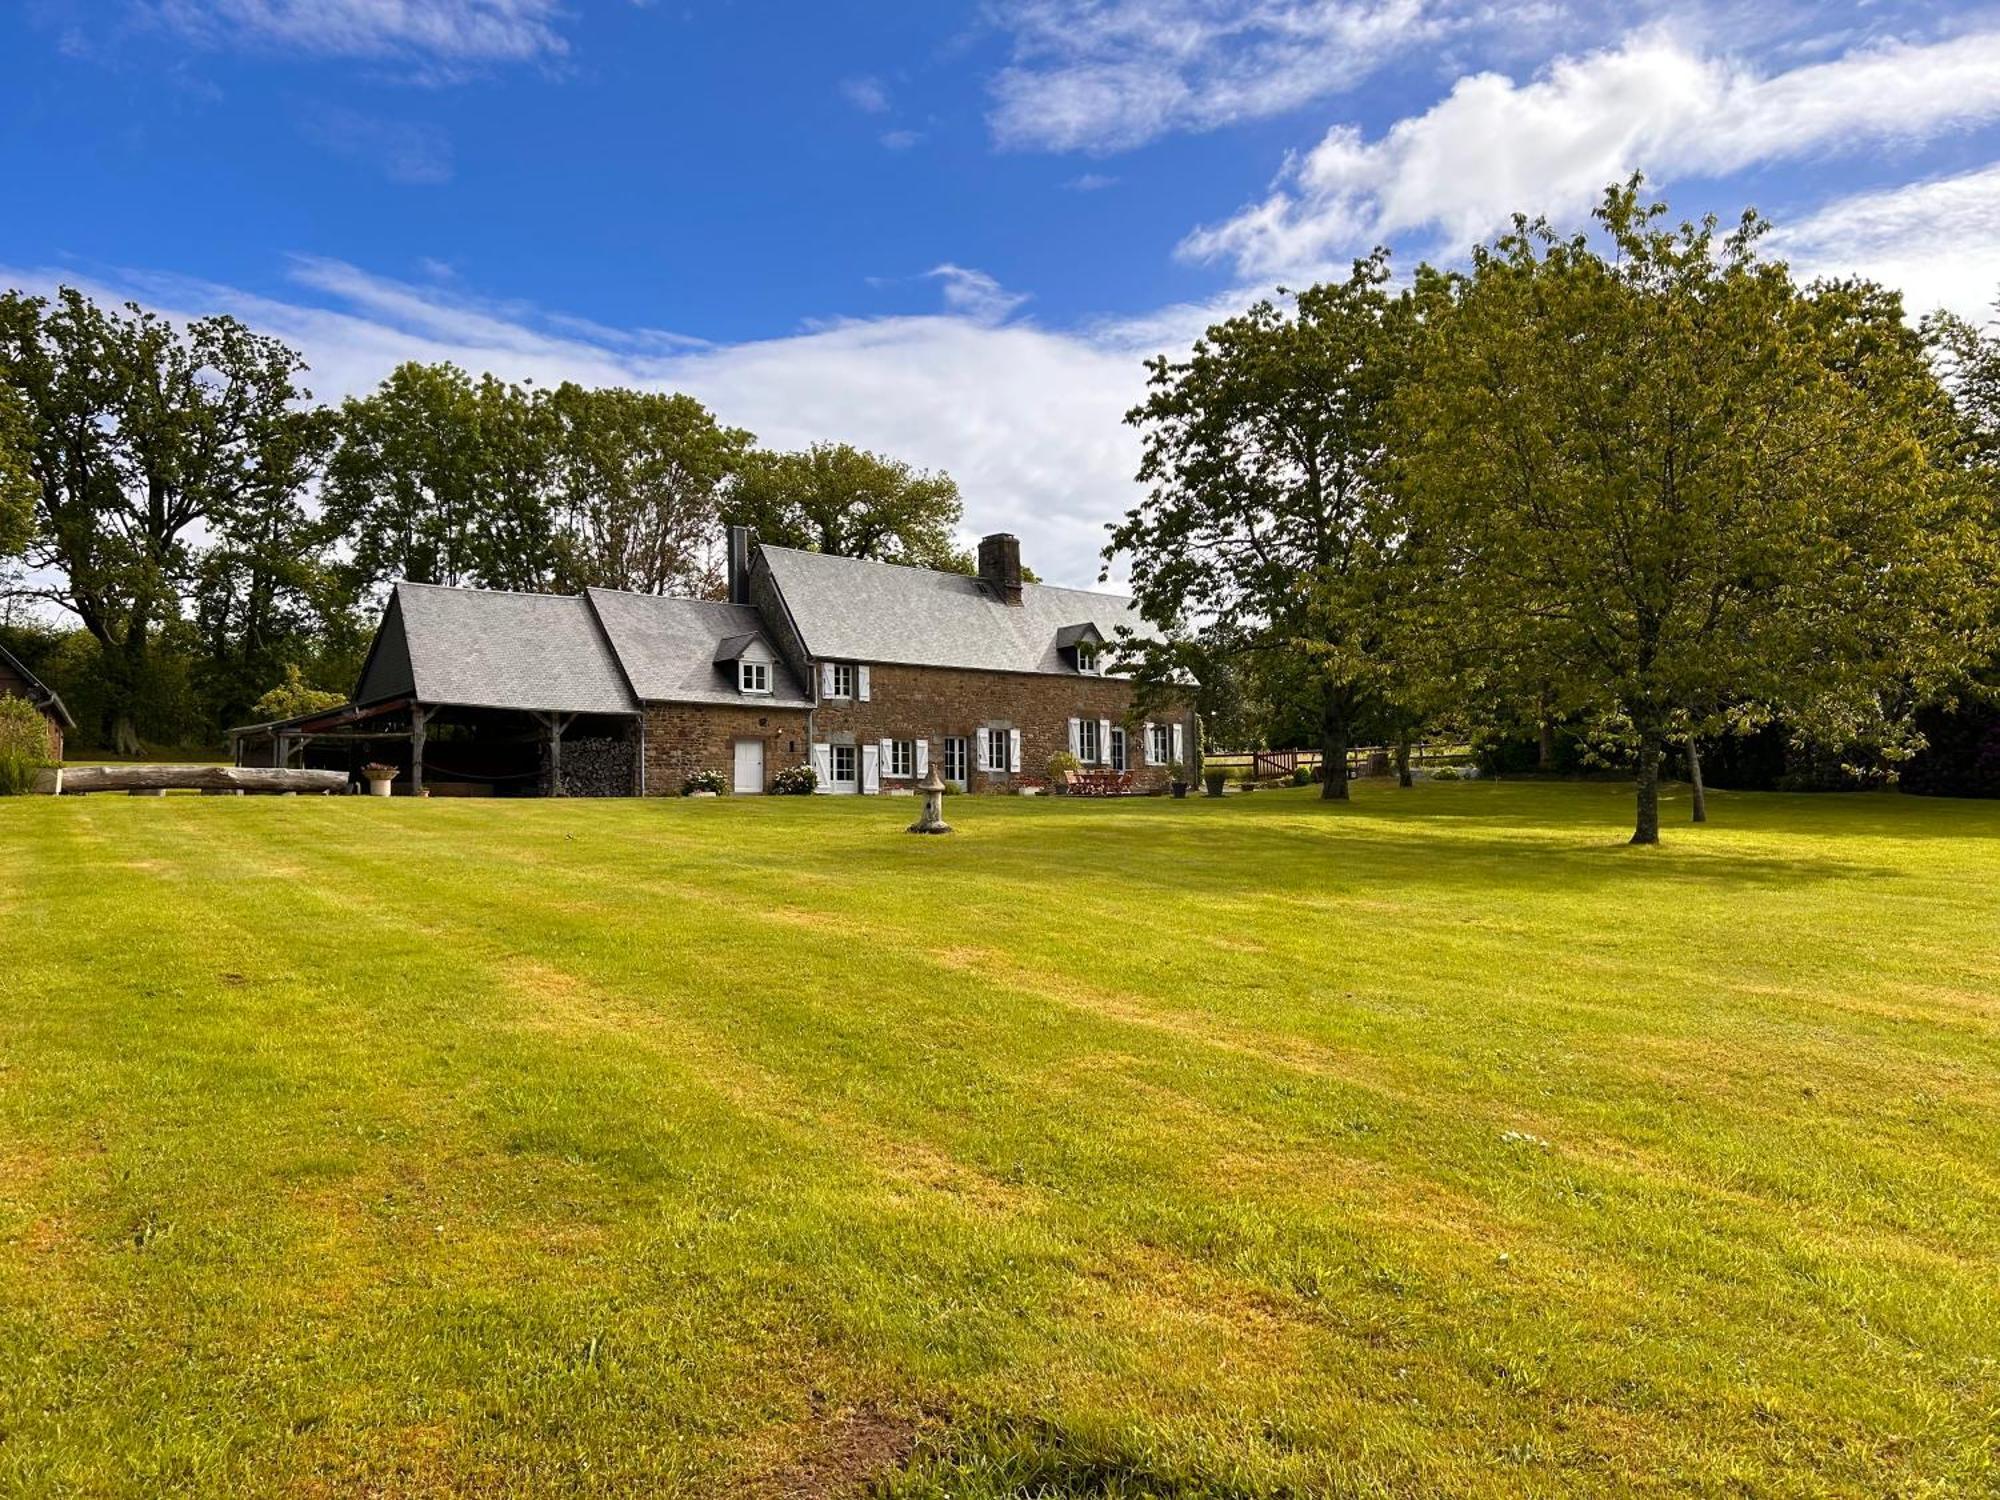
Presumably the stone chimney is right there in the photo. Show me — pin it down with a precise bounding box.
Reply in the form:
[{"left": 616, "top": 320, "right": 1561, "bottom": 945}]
[
  {"left": 726, "top": 524, "right": 752, "bottom": 605},
  {"left": 978, "top": 532, "right": 1023, "bottom": 606}
]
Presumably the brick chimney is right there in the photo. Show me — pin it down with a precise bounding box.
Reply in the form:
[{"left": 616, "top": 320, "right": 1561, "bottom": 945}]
[
  {"left": 978, "top": 532, "right": 1023, "bottom": 606},
  {"left": 726, "top": 524, "right": 752, "bottom": 605}
]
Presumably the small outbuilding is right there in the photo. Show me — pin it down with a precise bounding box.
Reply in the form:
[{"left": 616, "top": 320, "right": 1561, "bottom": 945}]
[{"left": 0, "top": 644, "right": 74, "bottom": 762}]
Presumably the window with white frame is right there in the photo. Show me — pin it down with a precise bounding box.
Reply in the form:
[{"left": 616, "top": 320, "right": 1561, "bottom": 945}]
[
  {"left": 1109, "top": 726, "right": 1127, "bottom": 772},
  {"left": 888, "top": 739, "right": 913, "bottom": 778},
  {"left": 1076, "top": 644, "right": 1098, "bottom": 674},
  {"left": 943, "top": 736, "right": 968, "bottom": 785},
  {"left": 984, "top": 727, "right": 1009, "bottom": 774},
  {"left": 1077, "top": 717, "right": 1101, "bottom": 765},
  {"left": 830, "top": 743, "right": 857, "bottom": 785},
  {"left": 738, "top": 660, "right": 769, "bottom": 694},
  {"left": 829, "top": 663, "right": 857, "bottom": 699},
  {"left": 1148, "top": 723, "right": 1170, "bottom": 765}
]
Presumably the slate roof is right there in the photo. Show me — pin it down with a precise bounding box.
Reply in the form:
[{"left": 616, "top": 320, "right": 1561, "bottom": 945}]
[
  {"left": 585, "top": 590, "right": 812, "bottom": 707},
  {"left": 756, "top": 545, "right": 1158, "bottom": 676},
  {"left": 0, "top": 643, "right": 74, "bottom": 729},
  {"left": 362, "top": 582, "right": 639, "bottom": 715}
]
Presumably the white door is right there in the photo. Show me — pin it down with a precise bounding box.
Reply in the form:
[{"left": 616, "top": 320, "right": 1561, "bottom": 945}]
[{"left": 732, "top": 738, "right": 764, "bottom": 794}]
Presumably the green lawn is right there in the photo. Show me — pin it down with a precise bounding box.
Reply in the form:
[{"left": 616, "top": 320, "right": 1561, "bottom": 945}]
[{"left": 2, "top": 783, "right": 1996, "bottom": 1497}]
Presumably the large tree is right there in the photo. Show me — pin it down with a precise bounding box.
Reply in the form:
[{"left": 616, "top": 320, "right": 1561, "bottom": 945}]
[
  {"left": 725, "top": 441, "right": 963, "bottom": 570},
  {"left": 1397, "top": 182, "right": 1995, "bottom": 843},
  {"left": 0, "top": 288, "right": 332, "bottom": 752},
  {"left": 549, "top": 384, "right": 750, "bottom": 596},
  {"left": 0, "top": 380, "right": 33, "bottom": 559},
  {"left": 324, "top": 362, "right": 559, "bottom": 592},
  {"left": 1108, "top": 252, "right": 1417, "bottom": 799}
]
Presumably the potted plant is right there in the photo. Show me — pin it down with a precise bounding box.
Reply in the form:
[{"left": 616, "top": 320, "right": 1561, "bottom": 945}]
[
  {"left": 1203, "top": 764, "right": 1229, "bottom": 797},
  {"left": 1168, "top": 760, "right": 1190, "bottom": 799},
  {"left": 363, "top": 762, "right": 399, "bottom": 798},
  {"left": 1045, "top": 750, "right": 1079, "bottom": 793},
  {"left": 683, "top": 768, "right": 725, "bottom": 797}
]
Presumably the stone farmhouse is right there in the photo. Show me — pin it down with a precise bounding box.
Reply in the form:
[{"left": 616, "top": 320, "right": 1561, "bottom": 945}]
[
  {"left": 0, "top": 643, "right": 73, "bottom": 762},
  {"left": 231, "top": 529, "right": 1197, "bottom": 797}
]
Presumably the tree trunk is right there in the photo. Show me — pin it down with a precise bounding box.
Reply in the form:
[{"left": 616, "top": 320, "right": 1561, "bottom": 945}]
[
  {"left": 112, "top": 711, "right": 142, "bottom": 758},
  {"left": 1686, "top": 739, "right": 1707, "bottom": 824},
  {"left": 1319, "top": 695, "right": 1350, "bottom": 802},
  {"left": 1632, "top": 734, "right": 1662, "bottom": 845},
  {"left": 1538, "top": 716, "right": 1556, "bottom": 770},
  {"left": 1395, "top": 738, "right": 1413, "bottom": 788}
]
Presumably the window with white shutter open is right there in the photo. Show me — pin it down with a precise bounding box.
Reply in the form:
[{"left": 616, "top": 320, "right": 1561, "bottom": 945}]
[
  {"left": 914, "top": 738, "right": 929, "bottom": 776},
  {"left": 819, "top": 662, "right": 835, "bottom": 697},
  {"left": 1142, "top": 722, "right": 1157, "bottom": 765},
  {"left": 1097, "top": 719, "right": 1111, "bottom": 766},
  {"left": 1068, "top": 718, "right": 1081, "bottom": 757},
  {"left": 878, "top": 737, "right": 894, "bottom": 776},
  {"left": 976, "top": 731, "right": 991, "bottom": 771},
  {"left": 1008, "top": 728, "right": 1021, "bottom": 772},
  {"left": 858, "top": 665, "right": 871, "bottom": 701},
  {"left": 810, "top": 742, "right": 832, "bottom": 791},
  {"left": 1171, "top": 722, "right": 1185, "bottom": 764}
]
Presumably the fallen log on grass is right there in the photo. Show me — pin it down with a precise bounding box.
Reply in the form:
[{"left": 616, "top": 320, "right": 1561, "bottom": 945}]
[{"left": 58, "top": 764, "right": 349, "bottom": 796}]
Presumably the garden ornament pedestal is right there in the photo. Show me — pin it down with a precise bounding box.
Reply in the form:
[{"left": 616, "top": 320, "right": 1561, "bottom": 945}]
[{"left": 907, "top": 764, "right": 953, "bottom": 834}]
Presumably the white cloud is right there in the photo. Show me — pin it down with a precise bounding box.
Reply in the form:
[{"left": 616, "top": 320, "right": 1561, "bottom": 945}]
[
  {"left": 1064, "top": 173, "right": 1119, "bottom": 192},
  {"left": 840, "top": 74, "right": 891, "bottom": 113},
  {"left": 1, "top": 259, "right": 1168, "bottom": 588},
  {"left": 879, "top": 129, "right": 924, "bottom": 151},
  {"left": 144, "top": 0, "right": 569, "bottom": 66},
  {"left": 925, "top": 264, "right": 1030, "bottom": 323},
  {"left": 1771, "top": 163, "right": 2000, "bottom": 321},
  {"left": 986, "top": 0, "right": 1441, "bottom": 152},
  {"left": 1181, "top": 27, "right": 2000, "bottom": 277},
  {"left": 300, "top": 106, "right": 453, "bottom": 183}
]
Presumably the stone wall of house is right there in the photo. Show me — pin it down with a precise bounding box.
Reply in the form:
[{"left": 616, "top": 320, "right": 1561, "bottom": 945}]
[
  {"left": 642, "top": 702, "right": 810, "bottom": 795},
  {"left": 810, "top": 662, "right": 1196, "bottom": 793}
]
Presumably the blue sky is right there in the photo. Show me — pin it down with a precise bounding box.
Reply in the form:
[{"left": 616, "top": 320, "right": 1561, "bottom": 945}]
[{"left": 6, "top": 1, "right": 2000, "bottom": 585}]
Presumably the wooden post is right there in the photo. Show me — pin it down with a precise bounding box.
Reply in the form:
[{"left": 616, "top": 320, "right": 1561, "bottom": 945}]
[{"left": 411, "top": 705, "right": 427, "bottom": 797}]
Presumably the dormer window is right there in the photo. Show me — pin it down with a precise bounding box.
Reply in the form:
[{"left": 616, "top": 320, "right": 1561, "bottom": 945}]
[
  {"left": 1076, "top": 644, "right": 1099, "bottom": 675},
  {"left": 739, "top": 660, "right": 770, "bottom": 695}
]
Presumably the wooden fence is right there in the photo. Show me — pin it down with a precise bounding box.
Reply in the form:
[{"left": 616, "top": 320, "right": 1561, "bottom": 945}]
[{"left": 1205, "top": 743, "right": 1471, "bottom": 780}]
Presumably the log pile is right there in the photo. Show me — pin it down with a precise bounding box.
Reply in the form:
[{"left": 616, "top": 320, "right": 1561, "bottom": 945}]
[{"left": 556, "top": 737, "right": 633, "bottom": 798}]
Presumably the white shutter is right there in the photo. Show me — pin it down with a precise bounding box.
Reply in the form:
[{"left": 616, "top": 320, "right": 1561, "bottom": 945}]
[
  {"left": 1171, "top": 722, "right": 1185, "bottom": 764},
  {"left": 1068, "top": 718, "right": 1081, "bottom": 757},
  {"left": 1008, "top": 728, "right": 1022, "bottom": 773},
  {"left": 1142, "top": 722, "right": 1157, "bottom": 765},
  {"left": 858, "top": 665, "right": 871, "bottom": 702},
  {"left": 976, "top": 729, "right": 990, "bottom": 772},
  {"left": 810, "top": 741, "right": 832, "bottom": 792},
  {"left": 861, "top": 743, "right": 881, "bottom": 794},
  {"left": 820, "top": 662, "right": 835, "bottom": 697},
  {"left": 1097, "top": 720, "right": 1112, "bottom": 766},
  {"left": 914, "top": 738, "right": 929, "bottom": 776}
]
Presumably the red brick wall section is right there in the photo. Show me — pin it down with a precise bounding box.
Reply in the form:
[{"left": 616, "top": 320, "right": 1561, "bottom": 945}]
[
  {"left": 810, "top": 662, "right": 1195, "bottom": 793},
  {"left": 642, "top": 702, "right": 809, "bottom": 796}
]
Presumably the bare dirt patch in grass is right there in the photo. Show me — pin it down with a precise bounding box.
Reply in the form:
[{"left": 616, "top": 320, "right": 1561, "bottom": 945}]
[{"left": 760, "top": 1399, "right": 922, "bottom": 1499}]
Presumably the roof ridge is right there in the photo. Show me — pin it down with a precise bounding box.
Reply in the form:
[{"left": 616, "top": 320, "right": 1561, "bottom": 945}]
[{"left": 760, "top": 542, "right": 1136, "bottom": 604}]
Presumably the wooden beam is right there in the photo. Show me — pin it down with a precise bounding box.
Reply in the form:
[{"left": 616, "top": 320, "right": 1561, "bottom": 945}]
[
  {"left": 411, "top": 705, "right": 427, "bottom": 797},
  {"left": 61, "top": 765, "right": 347, "bottom": 795}
]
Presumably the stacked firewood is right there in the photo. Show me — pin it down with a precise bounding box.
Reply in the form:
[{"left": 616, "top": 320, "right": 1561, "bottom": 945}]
[{"left": 557, "top": 737, "right": 635, "bottom": 798}]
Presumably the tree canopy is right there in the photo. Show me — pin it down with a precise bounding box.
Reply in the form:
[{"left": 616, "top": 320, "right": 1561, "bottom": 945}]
[
  {"left": 725, "top": 442, "right": 965, "bottom": 571},
  {"left": 1109, "top": 251, "right": 1419, "bottom": 799},
  {"left": 1395, "top": 181, "right": 1995, "bottom": 841}
]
